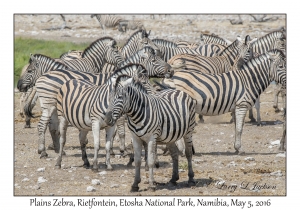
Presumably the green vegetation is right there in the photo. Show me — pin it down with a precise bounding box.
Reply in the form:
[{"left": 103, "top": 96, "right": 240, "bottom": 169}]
[{"left": 14, "top": 37, "right": 89, "bottom": 86}]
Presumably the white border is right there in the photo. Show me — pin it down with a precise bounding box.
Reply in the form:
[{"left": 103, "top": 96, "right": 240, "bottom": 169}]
[{"left": 4, "top": 0, "right": 298, "bottom": 209}]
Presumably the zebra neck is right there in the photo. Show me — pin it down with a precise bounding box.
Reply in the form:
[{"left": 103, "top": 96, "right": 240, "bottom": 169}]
[
  {"left": 252, "top": 33, "right": 280, "bottom": 54},
  {"left": 218, "top": 41, "right": 240, "bottom": 67},
  {"left": 238, "top": 56, "right": 272, "bottom": 97},
  {"left": 120, "top": 54, "right": 140, "bottom": 67},
  {"left": 126, "top": 89, "right": 151, "bottom": 124}
]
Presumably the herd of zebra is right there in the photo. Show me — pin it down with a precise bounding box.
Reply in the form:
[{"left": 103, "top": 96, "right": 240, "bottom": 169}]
[{"left": 16, "top": 27, "right": 286, "bottom": 192}]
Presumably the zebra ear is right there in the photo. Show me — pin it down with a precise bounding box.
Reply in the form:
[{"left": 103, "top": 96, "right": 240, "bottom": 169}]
[
  {"left": 236, "top": 35, "right": 242, "bottom": 42},
  {"left": 250, "top": 37, "right": 258, "bottom": 44},
  {"left": 245, "top": 35, "right": 251, "bottom": 45},
  {"left": 30, "top": 53, "right": 35, "bottom": 61}
]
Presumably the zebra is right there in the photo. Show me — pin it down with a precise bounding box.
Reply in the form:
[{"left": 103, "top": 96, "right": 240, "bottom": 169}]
[
  {"left": 118, "top": 19, "right": 145, "bottom": 33},
  {"left": 168, "top": 35, "right": 257, "bottom": 123},
  {"left": 90, "top": 14, "right": 123, "bottom": 33},
  {"left": 245, "top": 29, "right": 286, "bottom": 122},
  {"left": 118, "top": 29, "right": 161, "bottom": 59},
  {"left": 200, "top": 33, "right": 231, "bottom": 46},
  {"left": 105, "top": 75, "right": 197, "bottom": 191},
  {"left": 168, "top": 35, "right": 256, "bottom": 73},
  {"left": 55, "top": 74, "right": 133, "bottom": 171},
  {"left": 59, "top": 37, "right": 124, "bottom": 73},
  {"left": 156, "top": 43, "right": 226, "bottom": 62},
  {"left": 23, "top": 63, "right": 172, "bottom": 158},
  {"left": 159, "top": 49, "right": 286, "bottom": 154}
]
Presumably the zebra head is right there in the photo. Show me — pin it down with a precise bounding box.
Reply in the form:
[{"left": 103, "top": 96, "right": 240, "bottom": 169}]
[
  {"left": 138, "top": 29, "right": 162, "bottom": 57},
  {"left": 104, "top": 40, "right": 124, "bottom": 68},
  {"left": 266, "top": 49, "right": 286, "bottom": 87},
  {"left": 17, "top": 54, "right": 54, "bottom": 92},
  {"left": 106, "top": 75, "right": 148, "bottom": 126},
  {"left": 230, "top": 35, "right": 257, "bottom": 70},
  {"left": 105, "top": 75, "right": 133, "bottom": 126},
  {"left": 138, "top": 47, "right": 173, "bottom": 78}
]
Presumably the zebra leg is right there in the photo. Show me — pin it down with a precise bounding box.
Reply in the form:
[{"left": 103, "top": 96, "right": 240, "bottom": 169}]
[
  {"left": 229, "top": 112, "right": 235, "bottom": 123},
  {"left": 167, "top": 142, "right": 179, "bottom": 187},
  {"left": 55, "top": 115, "right": 68, "bottom": 169},
  {"left": 143, "top": 141, "right": 149, "bottom": 171},
  {"left": 248, "top": 108, "right": 256, "bottom": 122},
  {"left": 104, "top": 126, "right": 115, "bottom": 170},
  {"left": 254, "top": 97, "right": 261, "bottom": 126},
  {"left": 79, "top": 130, "right": 90, "bottom": 168},
  {"left": 279, "top": 108, "right": 286, "bottom": 151},
  {"left": 234, "top": 106, "right": 247, "bottom": 155},
  {"left": 147, "top": 137, "right": 157, "bottom": 191},
  {"left": 19, "top": 92, "right": 26, "bottom": 118},
  {"left": 131, "top": 135, "right": 142, "bottom": 192},
  {"left": 154, "top": 143, "right": 160, "bottom": 168},
  {"left": 37, "top": 106, "right": 56, "bottom": 158},
  {"left": 126, "top": 138, "right": 134, "bottom": 167},
  {"left": 91, "top": 120, "right": 101, "bottom": 172},
  {"left": 116, "top": 116, "right": 126, "bottom": 155},
  {"left": 198, "top": 114, "right": 204, "bottom": 123},
  {"left": 183, "top": 135, "right": 195, "bottom": 187},
  {"left": 48, "top": 109, "right": 60, "bottom": 153},
  {"left": 273, "top": 84, "right": 281, "bottom": 112}
]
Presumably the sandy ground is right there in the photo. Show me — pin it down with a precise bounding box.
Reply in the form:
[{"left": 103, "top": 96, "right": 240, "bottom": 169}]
[{"left": 14, "top": 14, "right": 286, "bottom": 196}]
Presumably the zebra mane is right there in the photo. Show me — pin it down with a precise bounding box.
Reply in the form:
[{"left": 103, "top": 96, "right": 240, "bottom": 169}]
[
  {"left": 122, "top": 29, "right": 144, "bottom": 47},
  {"left": 81, "top": 36, "right": 116, "bottom": 57},
  {"left": 29, "top": 54, "right": 55, "bottom": 63}
]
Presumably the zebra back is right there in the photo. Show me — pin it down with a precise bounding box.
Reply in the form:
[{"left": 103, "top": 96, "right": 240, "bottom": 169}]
[
  {"left": 120, "top": 29, "right": 161, "bottom": 59},
  {"left": 62, "top": 37, "right": 124, "bottom": 73},
  {"left": 60, "top": 50, "right": 83, "bottom": 61},
  {"left": 200, "top": 33, "right": 229, "bottom": 46},
  {"left": 152, "top": 38, "right": 178, "bottom": 48}
]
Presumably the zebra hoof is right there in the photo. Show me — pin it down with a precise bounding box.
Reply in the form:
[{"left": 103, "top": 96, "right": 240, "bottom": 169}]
[
  {"left": 92, "top": 167, "right": 99, "bottom": 172},
  {"left": 188, "top": 180, "right": 196, "bottom": 187},
  {"left": 198, "top": 120, "right": 204, "bottom": 124},
  {"left": 47, "top": 144, "right": 54, "bottom": 150},
  {"left": 155, "top": 162, "right": 160, "bottom": 168},
  {"left": 238, "top": 150, "right": 245, "bottom": 155},
  {"left": 55, "top": 165, "right": 61, "bottom": 169},
  {"left": 167, "top": 181, "right": 177, "bottom": 187},
  {"left": 24, "top": 124, "right": 31, "bottom": 128},
  {"left": 274, "top": 108, "right": 280, "bottom": 113},
  {"left": 130, "top": 186, "right": 139, "bottom": 192},
  {"left": 39, "top": 151, "right": 48, "bottom": 158},
  {"left": 249, "top": 118, "right": 256, "bottom": 123},
  {"left": 106, "top": 165, "right": 113, "bottom": 170},
  {"left": 148, "top": 186, "right": 156, "bottom": 192}
]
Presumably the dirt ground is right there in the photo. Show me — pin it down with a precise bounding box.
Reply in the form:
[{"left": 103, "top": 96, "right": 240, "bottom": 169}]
[{"left": 14, "top": 14, "right": 286, "bottom": 196}]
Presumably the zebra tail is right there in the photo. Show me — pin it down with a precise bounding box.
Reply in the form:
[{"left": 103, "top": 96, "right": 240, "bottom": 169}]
[
  {"left": 24, "top": 87, "right": 37, "bottom": 118},
  {"left": 192, "top": 144, "right": 195, "bottom": 155}
]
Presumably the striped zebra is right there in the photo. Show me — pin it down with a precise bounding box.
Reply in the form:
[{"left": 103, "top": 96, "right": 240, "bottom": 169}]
[
  {"left": 245, "top": 29, "right": 286, "bottom": 121},
  {"left": 23, "top": 62, "right": 172, "bottom": 158},
  {"left": 200, "top": 33, "right": 231, "bottom": 46},
  {"left": 168, "top": 35, "right": 256, "bottom": 73},
  {"left": 18, "top": 47, "right": 171, "bottom": 154},
  {"left": 167, "top": 35, "right": 256, "bottom": 123},
  {"left": 119, "top": 29, "right": 161, "bottom": 59},
  {"left": 59, "top": 37, "right": 124, "bottom": 73},
  {"left": 152, "top": 38, "right": 178, "bottom": 48},
  {"left": 55, "top": 74, "right": 133, "bottom": 170},
  {"left": 156, "top": 43, "right": 226, "bottom": 62},
  {"left": 105, "top": 75, "right": 197, "bottom": 191},
  {"left": 91, "top": 14, "right": 123, "bottom": 33},
  {"left": 160, "top": 49, "right": 286, "bottom": 154},
  {"left": 118, "top": 19, "right": 145, "bottom": 33}
]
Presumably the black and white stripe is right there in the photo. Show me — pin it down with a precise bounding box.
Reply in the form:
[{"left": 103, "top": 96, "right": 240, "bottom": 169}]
[
  {"left": 91, "top": 14, "right": 123, "bottom": 31},
  {"left": 105, "top": 76, "right": 197, "bottom": 191},
  {"left": 160, "top": 49, "right": 286, "bottom": 154}
]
